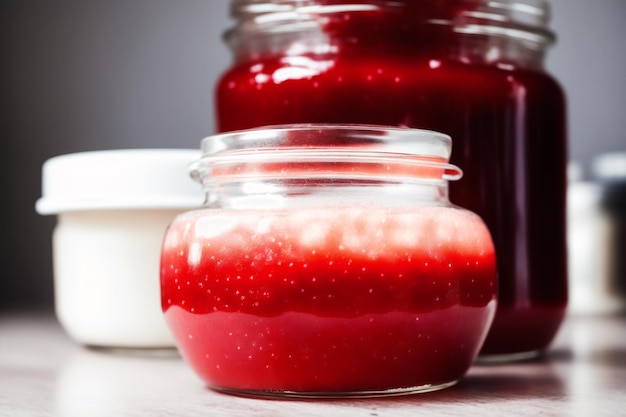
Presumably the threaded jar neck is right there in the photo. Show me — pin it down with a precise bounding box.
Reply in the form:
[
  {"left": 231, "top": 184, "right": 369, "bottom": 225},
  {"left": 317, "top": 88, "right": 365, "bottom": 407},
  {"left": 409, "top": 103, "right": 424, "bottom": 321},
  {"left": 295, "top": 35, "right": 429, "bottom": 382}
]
[
  {"left": 225, "top": 0, "right": 555, "bottom": 69},
  {"left": 192, "top": 125, "right": 462, "bottom": 209}
]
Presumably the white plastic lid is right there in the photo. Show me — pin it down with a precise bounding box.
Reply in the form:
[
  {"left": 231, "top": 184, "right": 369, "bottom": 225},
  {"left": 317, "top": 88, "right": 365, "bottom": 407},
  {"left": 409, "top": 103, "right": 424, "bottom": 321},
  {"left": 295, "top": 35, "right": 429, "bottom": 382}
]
[{"left": 36, "top": 149, "right": 204, "bottom": 214}]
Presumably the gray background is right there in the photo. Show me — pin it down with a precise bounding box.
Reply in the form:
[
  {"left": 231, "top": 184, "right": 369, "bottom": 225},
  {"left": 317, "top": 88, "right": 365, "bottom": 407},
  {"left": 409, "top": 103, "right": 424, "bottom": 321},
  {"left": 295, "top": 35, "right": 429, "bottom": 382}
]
[{"left": 1, "top": 0, "right": 625, "bottom": 309}]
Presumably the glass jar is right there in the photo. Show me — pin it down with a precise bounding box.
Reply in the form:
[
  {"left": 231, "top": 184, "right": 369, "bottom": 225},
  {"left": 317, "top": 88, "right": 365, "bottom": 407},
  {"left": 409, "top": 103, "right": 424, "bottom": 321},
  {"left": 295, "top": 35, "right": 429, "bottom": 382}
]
[
  {"left": 215, "top": 0, "right": 568, "bottom": 360},
  {"left": 160, "top": 125, "right": 497, "bottom": 397}
]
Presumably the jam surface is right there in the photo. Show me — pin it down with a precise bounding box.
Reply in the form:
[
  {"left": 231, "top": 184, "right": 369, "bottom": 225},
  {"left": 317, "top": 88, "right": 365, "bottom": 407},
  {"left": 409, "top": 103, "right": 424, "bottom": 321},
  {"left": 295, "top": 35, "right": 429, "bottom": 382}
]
[
  {"left": 161, "top": 206, "right": 497, "bottom": 393},
  {"left": 216, "top": 2, "right": 568, "bottom": 355}
]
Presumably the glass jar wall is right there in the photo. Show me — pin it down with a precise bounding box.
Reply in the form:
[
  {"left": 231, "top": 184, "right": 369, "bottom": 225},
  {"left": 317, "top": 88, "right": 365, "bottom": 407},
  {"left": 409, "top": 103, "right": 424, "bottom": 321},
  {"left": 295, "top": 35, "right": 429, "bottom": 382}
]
[
  {"left": 160, "top": 125, "right": 497, "bottom": 397},
  {"left": 215, "top": 0, "right": 568, "bottom": 360}
]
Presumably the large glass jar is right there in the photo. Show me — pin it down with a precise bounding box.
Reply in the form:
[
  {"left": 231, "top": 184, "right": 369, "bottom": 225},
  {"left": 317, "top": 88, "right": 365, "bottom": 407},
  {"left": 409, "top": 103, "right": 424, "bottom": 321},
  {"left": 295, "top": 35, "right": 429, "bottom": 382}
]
[
  {"left": 215, "top": 0, "right": 568, "bottom": 360},
  {"left": 160, "top": 125, "right": 497, "bottom": 397}
]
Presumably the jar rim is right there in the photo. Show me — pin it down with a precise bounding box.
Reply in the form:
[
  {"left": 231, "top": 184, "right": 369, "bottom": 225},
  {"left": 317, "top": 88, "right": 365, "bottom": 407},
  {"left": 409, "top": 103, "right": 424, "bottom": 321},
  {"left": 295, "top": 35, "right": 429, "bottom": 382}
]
[
  {"left": 193, "top": 124, "right": 463, "bottom": 185},
  {"left": 202, "top": 124, "right": 451, "bottom": 154}
]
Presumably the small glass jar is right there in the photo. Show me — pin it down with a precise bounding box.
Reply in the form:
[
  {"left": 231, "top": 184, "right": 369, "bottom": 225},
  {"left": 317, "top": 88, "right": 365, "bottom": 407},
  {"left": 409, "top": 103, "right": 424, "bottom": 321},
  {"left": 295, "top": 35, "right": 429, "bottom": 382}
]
[
  {"left": 160, "top": 125, "right": 497, "bottom": 398},
  {"left": 216, "top": 0, "right": 568, "bottom": 360}
]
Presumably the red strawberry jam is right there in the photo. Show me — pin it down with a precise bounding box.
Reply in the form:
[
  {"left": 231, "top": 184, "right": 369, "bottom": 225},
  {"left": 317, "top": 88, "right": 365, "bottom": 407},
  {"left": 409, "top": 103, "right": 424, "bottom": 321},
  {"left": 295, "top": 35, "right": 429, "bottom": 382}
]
[{"left": 161, "top": 205, "right": 496, "bottom": 396}]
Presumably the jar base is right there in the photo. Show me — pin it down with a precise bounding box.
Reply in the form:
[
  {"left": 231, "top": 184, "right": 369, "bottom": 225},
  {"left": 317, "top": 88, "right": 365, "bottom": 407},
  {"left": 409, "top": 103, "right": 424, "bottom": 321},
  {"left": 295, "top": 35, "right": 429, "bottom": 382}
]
[
  {"left": 211, "top": 380, "right": 459, "bottom": 399},
  {"left": 476, "top": 349, "right": 542, "bottom": 364}
]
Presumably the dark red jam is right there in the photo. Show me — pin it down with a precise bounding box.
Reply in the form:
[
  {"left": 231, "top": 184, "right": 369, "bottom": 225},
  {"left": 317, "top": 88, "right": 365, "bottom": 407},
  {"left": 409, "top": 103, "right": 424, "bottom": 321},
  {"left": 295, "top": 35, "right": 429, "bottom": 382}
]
[{"left": 216, "top": 1, "right": 567, "bottom": 357}]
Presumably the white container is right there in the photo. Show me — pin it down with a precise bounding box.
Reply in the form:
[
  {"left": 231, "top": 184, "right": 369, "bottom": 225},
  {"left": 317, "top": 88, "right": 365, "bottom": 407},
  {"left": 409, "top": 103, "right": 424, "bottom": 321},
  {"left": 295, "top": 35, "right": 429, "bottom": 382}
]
[
  {"left": 566, "top": 178, "right": 616, "bottom": 315},
  {"left": 36, "top": 149, "right": 204, "bottom": 349}
]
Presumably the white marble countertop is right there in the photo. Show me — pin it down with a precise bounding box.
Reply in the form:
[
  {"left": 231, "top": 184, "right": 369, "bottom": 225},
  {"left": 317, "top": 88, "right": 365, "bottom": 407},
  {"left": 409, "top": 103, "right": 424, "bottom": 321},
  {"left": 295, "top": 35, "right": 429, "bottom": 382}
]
[{"left": 1, "top": 311, "right": 625, "bottom": 417}]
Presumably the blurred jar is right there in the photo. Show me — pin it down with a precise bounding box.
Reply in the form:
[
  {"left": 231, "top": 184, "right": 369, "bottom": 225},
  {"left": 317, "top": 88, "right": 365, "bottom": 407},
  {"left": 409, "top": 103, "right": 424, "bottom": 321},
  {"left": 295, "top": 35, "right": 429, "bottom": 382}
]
[
  {"left": 566, "top": 162, "right": 617, "bottom": 315},
  {"left": 593, "top": 152, "right": 626, "bottom": 312}
]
